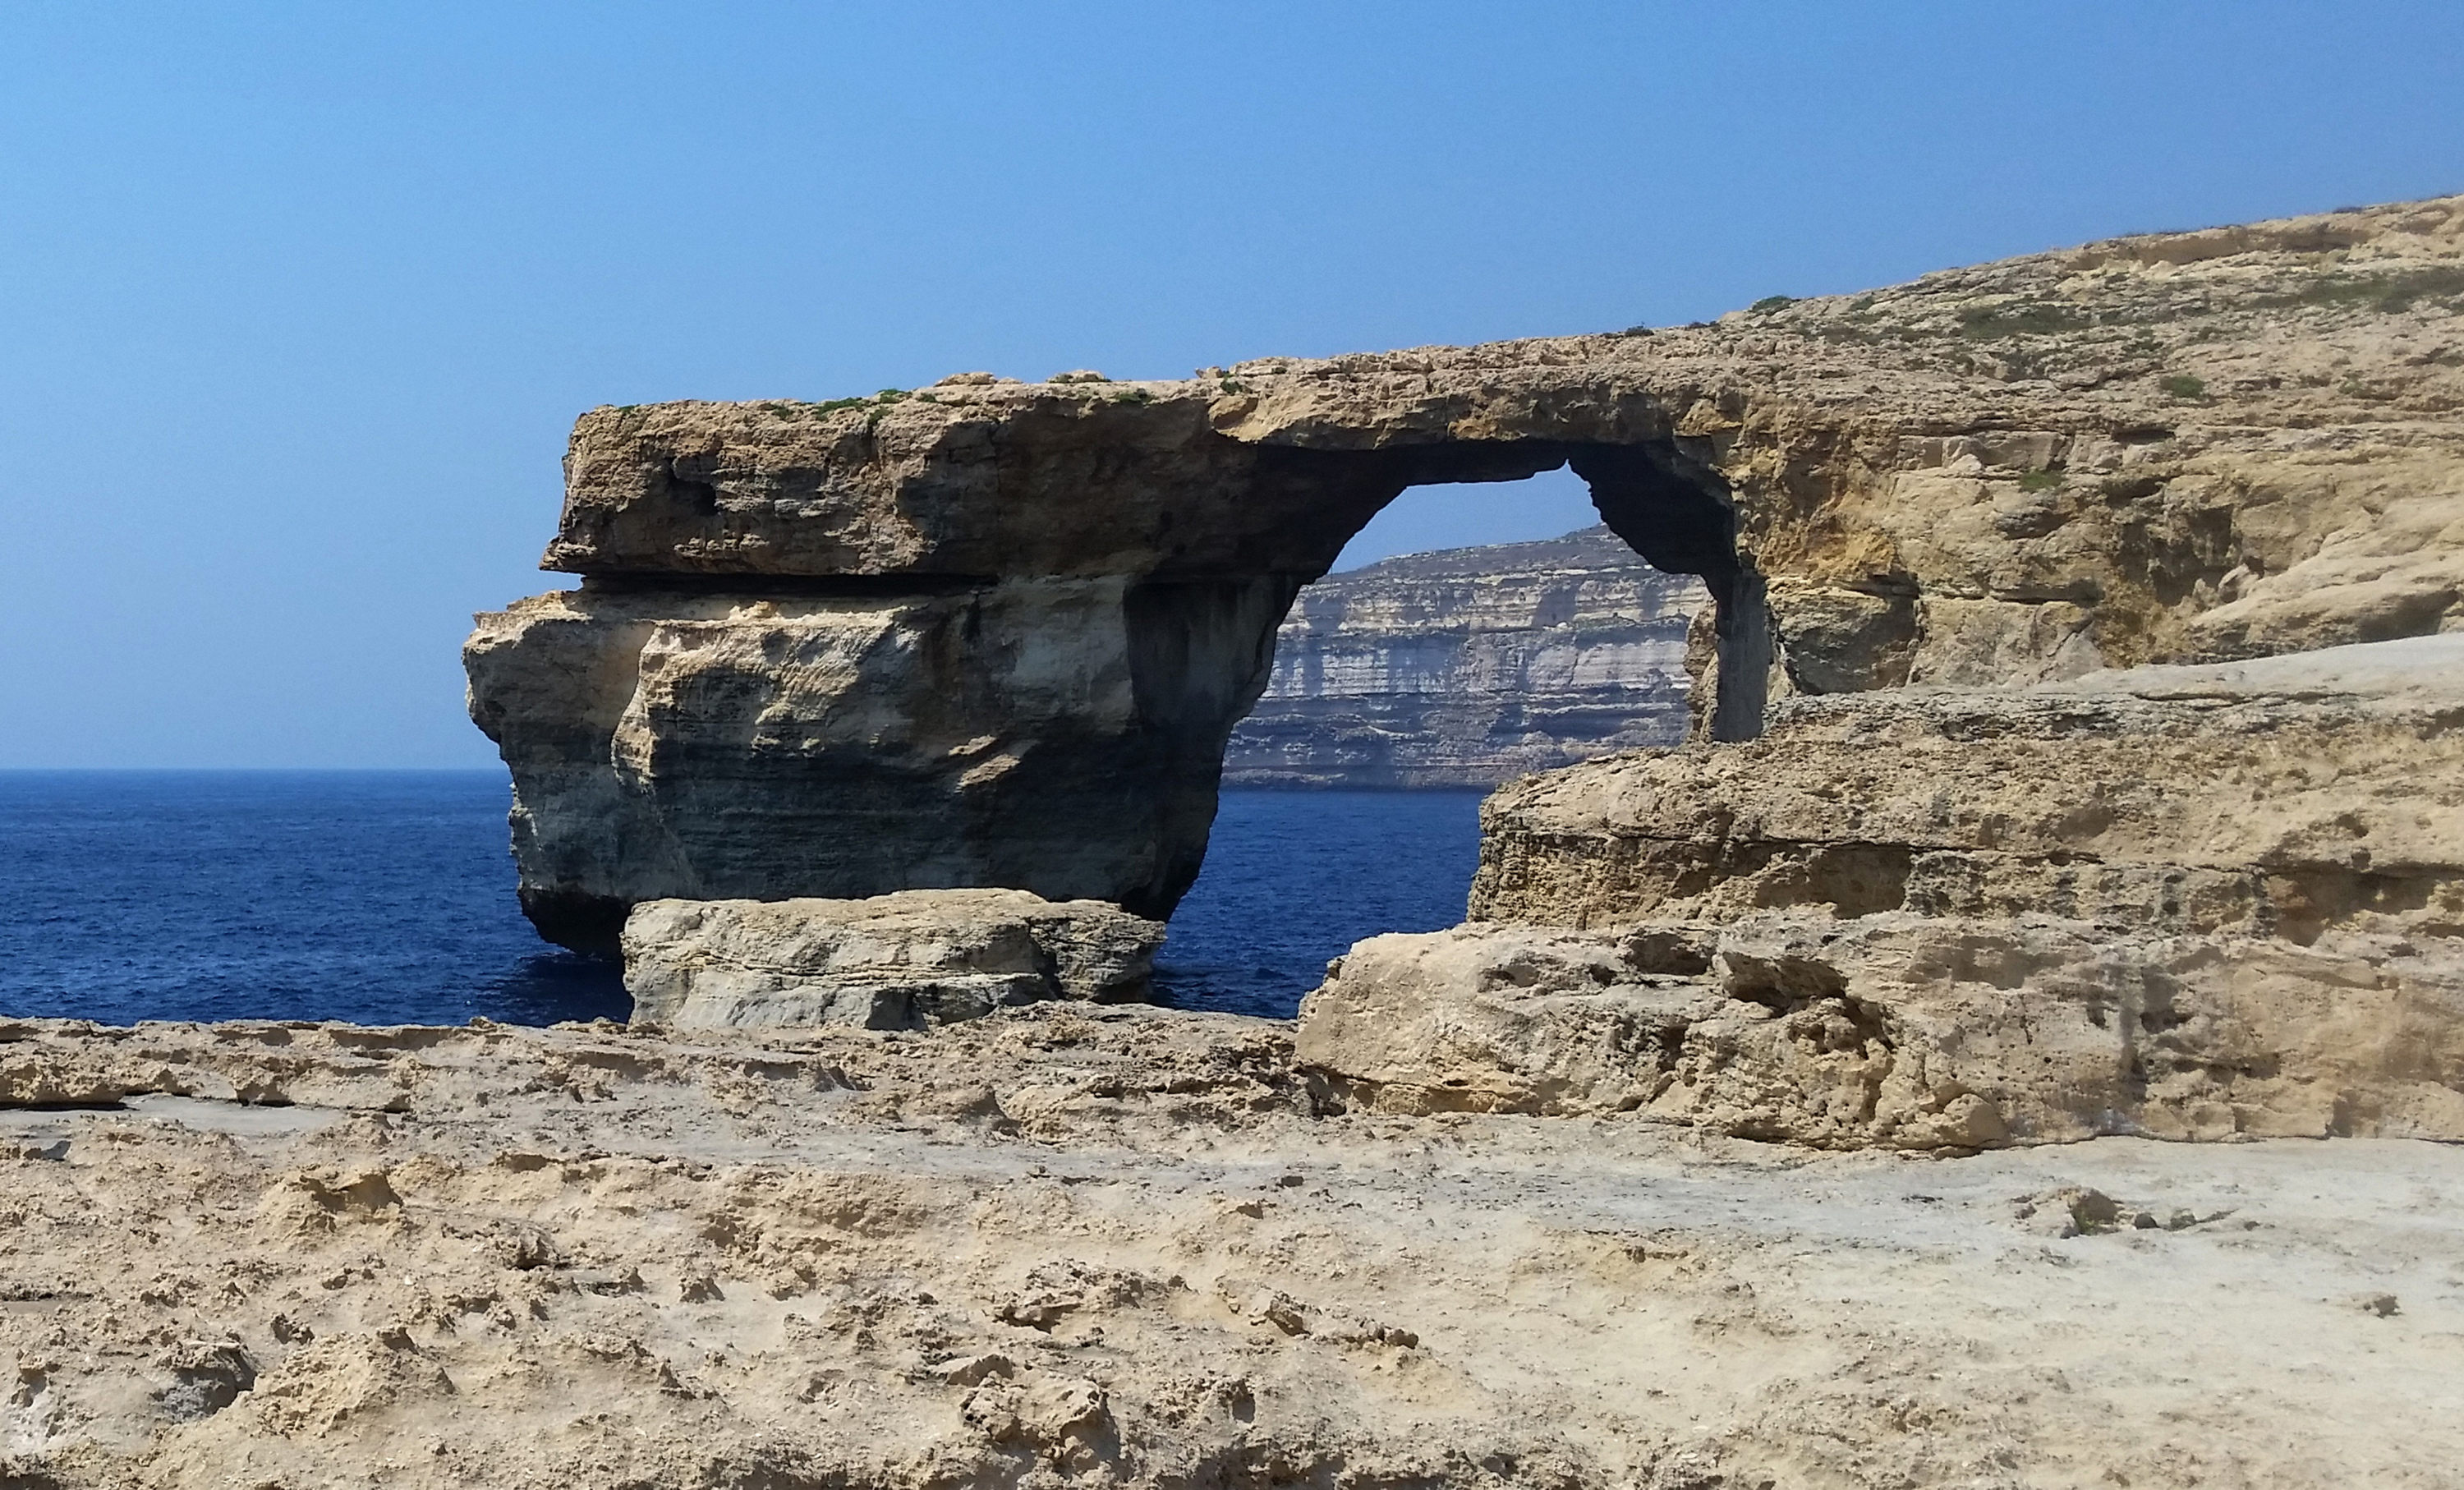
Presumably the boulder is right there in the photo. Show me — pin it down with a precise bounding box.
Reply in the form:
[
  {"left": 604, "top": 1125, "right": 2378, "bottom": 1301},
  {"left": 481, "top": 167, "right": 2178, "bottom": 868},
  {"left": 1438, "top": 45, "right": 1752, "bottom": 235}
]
[{"left": 621, "top": 890, "right": 1165, "bottom": 1030}]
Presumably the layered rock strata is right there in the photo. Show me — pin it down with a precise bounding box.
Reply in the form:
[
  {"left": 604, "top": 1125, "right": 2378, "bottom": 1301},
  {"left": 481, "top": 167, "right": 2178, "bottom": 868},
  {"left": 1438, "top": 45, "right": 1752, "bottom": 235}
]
[
  {"left": 469, "top": 195, "right": 2464, "bottom": 952},
  {"left": 1221, "top": 526, "right": 1704, "bottom": 787},
  {"left": 623, "top": 890, "right": 1163, "bottom": 1030},
  {"left": 1298, "top": 637, "right": 2464, "bottom": 1145}
]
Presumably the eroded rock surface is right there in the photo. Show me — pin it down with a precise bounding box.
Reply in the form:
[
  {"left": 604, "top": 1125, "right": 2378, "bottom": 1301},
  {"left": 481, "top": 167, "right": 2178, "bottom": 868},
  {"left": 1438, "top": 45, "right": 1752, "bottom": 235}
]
[
  {"left": 1299, "top": 637, "right": 2464, "bottom": 1143},
  {"left": 5, "top": 1013, "right": 2462, "bottom": 1488},
  {"left": 469, "top": 196, "right": 2464, "bottom": 950},
  {"left": 623, "top": 890, "right": 1164, "bottom": 1029}
]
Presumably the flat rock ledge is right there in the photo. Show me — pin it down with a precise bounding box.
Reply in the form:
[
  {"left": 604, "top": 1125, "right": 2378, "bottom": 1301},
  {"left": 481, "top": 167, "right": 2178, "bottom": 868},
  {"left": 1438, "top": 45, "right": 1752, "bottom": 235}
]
[
  {"left": 5, "top": 1012, "right": 2460, "bottom": 1488},
  {"left": 623, "top": 889, "right": 1165, "bottom": 1030},
  {"left": 1298, "top": 637, "right": 2464, "bottom": 1146}
]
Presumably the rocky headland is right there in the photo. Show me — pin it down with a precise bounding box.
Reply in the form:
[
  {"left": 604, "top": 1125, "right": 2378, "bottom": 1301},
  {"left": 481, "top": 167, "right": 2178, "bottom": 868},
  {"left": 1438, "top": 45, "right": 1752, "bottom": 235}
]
[
  {"left": 467, "top": 193, "right": 2464, "bottom": 955},
  {"left": 6, "top": 195, "right": 2463, "bottom": 1487},
  {"left": 1221, "top": 527, "right": 1703, "bottom": 789}
]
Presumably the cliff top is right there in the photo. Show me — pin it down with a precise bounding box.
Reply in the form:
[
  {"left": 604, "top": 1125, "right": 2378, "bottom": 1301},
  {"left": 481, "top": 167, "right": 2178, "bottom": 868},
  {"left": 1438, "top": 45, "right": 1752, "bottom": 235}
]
[
  {"left": 536, "top": 193, "right": 2462, "bottom": 674},
  {"left": 1326, "top": 524, "right": 1651, "bottom": 583}
]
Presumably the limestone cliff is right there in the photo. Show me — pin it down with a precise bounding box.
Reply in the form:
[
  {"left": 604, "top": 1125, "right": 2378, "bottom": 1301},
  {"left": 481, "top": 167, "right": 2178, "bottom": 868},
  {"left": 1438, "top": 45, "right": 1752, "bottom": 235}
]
[
  {"left": 469, "top": 194, "right": 2464, "bottom": 953},
  {"left": 1221, "top": 527, "right": 1704, "bottom": 788}
]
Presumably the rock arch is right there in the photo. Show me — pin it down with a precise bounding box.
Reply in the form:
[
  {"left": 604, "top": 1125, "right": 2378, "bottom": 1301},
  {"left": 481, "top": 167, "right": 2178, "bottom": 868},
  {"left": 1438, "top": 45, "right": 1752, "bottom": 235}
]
[
  {"left": 467, "top": 389, "right": 1771, "bottom": 954},
  {"left": 468, "top": 200, "right": 2464, "bottom": 953}
]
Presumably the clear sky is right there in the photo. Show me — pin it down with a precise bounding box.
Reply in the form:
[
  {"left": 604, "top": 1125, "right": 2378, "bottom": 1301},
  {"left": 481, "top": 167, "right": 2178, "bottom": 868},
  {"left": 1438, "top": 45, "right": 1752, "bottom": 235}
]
[{"left": 3, "top": 2, "right": 2458, "bottom": 767}]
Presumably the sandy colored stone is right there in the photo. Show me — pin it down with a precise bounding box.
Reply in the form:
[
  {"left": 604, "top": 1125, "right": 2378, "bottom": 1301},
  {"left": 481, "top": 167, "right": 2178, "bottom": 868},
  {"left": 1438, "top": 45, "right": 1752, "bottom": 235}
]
[
  {"left": 4, "top": 1011, "right": 2462, "bottom": 1488},
  {"left": 1294, "top": 637, "right": 2464, "bottom": 1143},
  {"left": 1296, "top": 913, "right": 2464, "bottom": 1144},
  {"left": 623, "top": 890, "right": 1165, "bottom": 1030},
  {"left": 1472, "top": 635, "right": 2464, "bottom": 937}
]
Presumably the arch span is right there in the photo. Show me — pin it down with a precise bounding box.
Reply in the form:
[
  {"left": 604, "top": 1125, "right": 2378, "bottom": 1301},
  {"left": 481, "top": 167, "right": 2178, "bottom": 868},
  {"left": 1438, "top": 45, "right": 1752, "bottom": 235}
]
[{"left": 467, "top": 393, "right": 1769, "bottom": 953}]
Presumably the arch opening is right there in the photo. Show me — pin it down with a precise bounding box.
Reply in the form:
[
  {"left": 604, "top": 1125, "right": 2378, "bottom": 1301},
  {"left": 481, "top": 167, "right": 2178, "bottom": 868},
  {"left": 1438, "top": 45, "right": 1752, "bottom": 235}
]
[
  {"left": 1221, "top": 467, "right": 1712, "bottom": 789},
  {"left": 1115, "top": 434, "right": 1768, "bottom": 919}
]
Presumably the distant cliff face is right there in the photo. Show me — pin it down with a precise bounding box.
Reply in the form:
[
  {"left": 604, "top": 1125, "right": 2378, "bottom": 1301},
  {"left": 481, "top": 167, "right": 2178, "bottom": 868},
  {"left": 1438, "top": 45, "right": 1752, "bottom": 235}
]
[{"left": 1223, "top": 527, "right": 1707, "bottom": 788}]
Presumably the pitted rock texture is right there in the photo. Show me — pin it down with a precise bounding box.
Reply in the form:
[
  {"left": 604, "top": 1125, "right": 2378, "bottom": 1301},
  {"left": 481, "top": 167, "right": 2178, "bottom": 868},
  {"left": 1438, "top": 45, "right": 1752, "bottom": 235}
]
[
  {"left": 1471, "top": 635, "right": 2464, "bottom": 938},
  {"left": 6, "top": 1013, "right": 2462, "bottom": 1489},
  {"left": 623, "top": 890, "right": 1164, "bottom": 1030},
  {"left": 1222, "top": 526, "right": 1704, "bottom": 788},
  {"left": 1297, "top": 637, "right": 2464, "bottom": 1142},
  {"left": 1296, "top": 914, "right": 2464, "bottom": 1144},
  {"left": 470, "top": 195, "right": 2464, "bottom": 950}
]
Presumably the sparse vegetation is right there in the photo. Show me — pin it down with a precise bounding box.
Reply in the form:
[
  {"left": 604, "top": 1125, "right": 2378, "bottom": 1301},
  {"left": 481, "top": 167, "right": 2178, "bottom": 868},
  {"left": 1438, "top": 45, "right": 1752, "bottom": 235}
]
[
  {"left": 2160, "top": 374, "right": 2207, "bottom": 401},
  {"left": 2018, "top": 469, "right": 2064, "bottom": 493},
  {"left": 1110, "top": 388, "right": 1153, "bottom": 406},
  {"left": 2248, "top": 265, "right": 2464, "bottom": 315},
  {"left": 1749, "top": 295, "right": 1796, "bottom": 315},
  {"left": 803, "top": 389, "right": 913, "bottom": 420},
  {"left": 1957, "top": 301, "right": 2093, "bottom": 339},
  {"left": 1217, "top": 377, "right": 1248, "bottom": 394}
]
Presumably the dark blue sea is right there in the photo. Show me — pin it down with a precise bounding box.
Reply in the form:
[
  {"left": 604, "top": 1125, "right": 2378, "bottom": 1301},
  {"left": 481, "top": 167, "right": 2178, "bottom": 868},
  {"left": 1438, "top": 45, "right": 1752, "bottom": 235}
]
[{"left": 0, "top": 773, "right": 1482, "bottom": 1026}]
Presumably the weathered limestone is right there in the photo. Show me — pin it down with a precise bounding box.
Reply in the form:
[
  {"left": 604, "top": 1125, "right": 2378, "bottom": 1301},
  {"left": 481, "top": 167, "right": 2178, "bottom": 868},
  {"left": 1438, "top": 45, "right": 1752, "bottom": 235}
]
[
  {"left": 1223, "top": 526, "right": 1705, "bottom": 787},
  {"left": 1470, "top": 636, "right": 2464, "bottom": 936},
  {"left": 1299, "top": 914, "right": 2464, "bottom": 1145},
  {"left": 469, "top": 195, "right": 2464, "bottom": 952},
  {"left": 464, "top": 581, "right": 1271, "bottom": 946},
  {"left": 12, "top": 1012, "right": 2464, "bottom": 1488},
  {"left": 1298, "top": 637, "right": 2464, "bottom": 1145},
  {"left": 622, "top": 890, "right": 1164, "bottom": 1030}
]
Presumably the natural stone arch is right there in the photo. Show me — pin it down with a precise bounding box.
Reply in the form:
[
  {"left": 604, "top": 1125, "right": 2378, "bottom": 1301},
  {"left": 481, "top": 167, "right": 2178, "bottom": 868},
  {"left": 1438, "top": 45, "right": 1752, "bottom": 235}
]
[
  {"left": 471, "top": 200, "right": 2464, "bottom": 953},
  {"left": 468, "top": 397, "right": 1767, "bottom": 954}
]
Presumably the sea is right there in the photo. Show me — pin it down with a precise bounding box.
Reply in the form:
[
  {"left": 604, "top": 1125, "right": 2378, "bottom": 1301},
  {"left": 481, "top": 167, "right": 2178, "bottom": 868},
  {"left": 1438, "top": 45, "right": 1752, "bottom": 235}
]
[{"left": 0, "top": 773, "right": 1484, "bottom": 1027}]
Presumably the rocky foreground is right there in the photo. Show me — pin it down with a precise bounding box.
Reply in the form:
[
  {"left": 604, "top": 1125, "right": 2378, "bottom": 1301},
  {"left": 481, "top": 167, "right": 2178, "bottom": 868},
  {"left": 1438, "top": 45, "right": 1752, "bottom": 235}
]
[
  {"left": 4, "top": 1013, "right": 2462, "bottom": 1489},
  {"left": 1301, "top": 636, "right": 2464, "bottom": 1147}
]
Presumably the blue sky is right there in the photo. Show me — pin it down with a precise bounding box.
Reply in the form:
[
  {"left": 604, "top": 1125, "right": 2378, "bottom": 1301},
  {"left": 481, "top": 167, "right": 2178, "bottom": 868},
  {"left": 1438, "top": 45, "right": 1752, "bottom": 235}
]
[{"left": 3, "top": 2, "right": 2458, "bottom": 766}]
